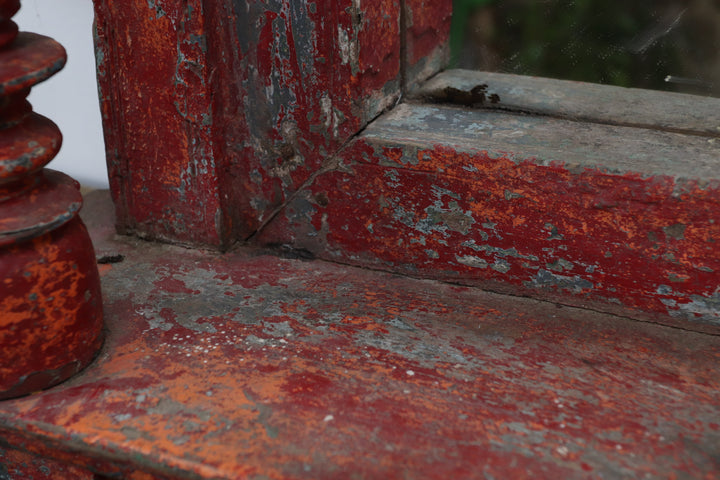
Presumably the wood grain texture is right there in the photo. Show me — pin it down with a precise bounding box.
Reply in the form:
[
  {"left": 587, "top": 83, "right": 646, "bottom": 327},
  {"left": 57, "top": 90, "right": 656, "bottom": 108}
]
[
  {"left": 414, "top": 69, "right": 720, "bottom": 137},
  {"left": 1, "top": 199, "right": 718, "bottom": 478},
  {"left": 93, "top": 0, "right": 448, "bottom": 247},
  {"left": 256, "top": 102, "right": 720, "bottom": 332}
]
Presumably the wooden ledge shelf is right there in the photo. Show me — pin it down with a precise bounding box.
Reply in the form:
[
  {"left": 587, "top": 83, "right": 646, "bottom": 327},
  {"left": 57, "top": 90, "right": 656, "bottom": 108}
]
[
  {"left": 413, "top": 70, "right": 720, "bottom": 137},
  {"left": 0, "top": 191, "right": 718, "bottom": 479},
  {"left": 256, "top": 87, "right": 720, "bottom": 333}
]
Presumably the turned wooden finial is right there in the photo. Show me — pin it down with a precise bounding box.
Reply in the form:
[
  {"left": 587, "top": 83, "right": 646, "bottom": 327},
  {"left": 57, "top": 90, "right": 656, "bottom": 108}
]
[{"left": 0, "top": 0, "right": 103, "bottom": 400}]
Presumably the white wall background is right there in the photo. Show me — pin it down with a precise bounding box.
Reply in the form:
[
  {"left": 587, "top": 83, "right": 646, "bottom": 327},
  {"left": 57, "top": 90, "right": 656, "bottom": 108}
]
[{"left": 15, "top": 0, "right": 109, "bottom": 188}]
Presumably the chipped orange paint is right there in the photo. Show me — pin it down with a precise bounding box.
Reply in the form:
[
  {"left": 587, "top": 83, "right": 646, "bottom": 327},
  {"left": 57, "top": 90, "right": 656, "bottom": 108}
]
[
  {"left": 1, "top": 224, "right": 718, "bottom": 477},
  {"left": 257, "top": 136, "right": 720, "bottom": 333},
  {"left": 93, "top": 0, "right": 421, "bottom": 247},
  {"left": 0, "top": 216, "right": 103, "bottom": 399},
  {"left": 0, "top": 12, "right": 103, "bottom": 399}
]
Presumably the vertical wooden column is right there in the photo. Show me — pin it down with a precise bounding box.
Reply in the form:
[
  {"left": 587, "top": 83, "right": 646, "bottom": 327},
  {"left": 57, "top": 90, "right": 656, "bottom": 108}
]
[
  {"left": 93, "top": 0, "right": 230, "bottom": 247},
  {"left": 0, "top": 0, "right": 104, "bottom": 400},
  {"left": 215, "top": 0, "right": 405, "bottom": 240},
  {"left": 92, "top": 0, "right": 453, "bottom": 247}
]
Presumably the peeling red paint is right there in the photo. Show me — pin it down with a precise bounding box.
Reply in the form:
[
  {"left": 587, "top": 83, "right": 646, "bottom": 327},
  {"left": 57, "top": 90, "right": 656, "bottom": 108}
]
[
  {"left": 93, "top": 0, "right": 437, "bottom": 246},
  {"left": 93, "top": 0, "right": 227, "bottom": 247},
  {"left": 0, "top": 11, "right": 103, "bottom": 399},
  {"left": 6, "top": 2, "right": 720, "bottom": 478},
  {"left": 218, "top": 0, "right": 406, "bottom": 239},
  {"left": 0, "top": 195, "right": 104, "bottom": 398},
  {"left": 256, "top": 104, "right": 720, "bottom": 332},
  {"left": 1, "top": 204, "right": 718, "bottom": 478}
]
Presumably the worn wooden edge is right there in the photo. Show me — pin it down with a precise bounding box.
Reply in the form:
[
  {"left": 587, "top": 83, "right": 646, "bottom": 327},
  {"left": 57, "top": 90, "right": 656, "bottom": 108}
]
[
  {"left": 0, "top": 199, "right": 718, "bottom": 478},
  {"left": 0, "top": 426, "right": 181, "bottom": 480},
  {"left": 365, "top": 103, "right": 720, "bottom": 181},
  {"left": 412, "top": 69, "right": 720, "bottom": 138},
  {"left": 251, "top": 101, "right": 720, "bottom": 333},
  {"left": 0, "top": 444, "right": 96, "bottom": 480}
]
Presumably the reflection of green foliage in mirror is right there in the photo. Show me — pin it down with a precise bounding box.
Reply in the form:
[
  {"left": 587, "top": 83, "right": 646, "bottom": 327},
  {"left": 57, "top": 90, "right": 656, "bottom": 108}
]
[
  {"left": 451, "top": 0, "right": 495, "bottom": 66},
  {"left": 451, "top": 0, "right": 685, "bottom": 91}
]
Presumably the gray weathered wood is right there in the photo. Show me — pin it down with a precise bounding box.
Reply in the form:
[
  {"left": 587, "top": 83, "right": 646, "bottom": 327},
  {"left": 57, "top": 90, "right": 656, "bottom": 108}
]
[
  {"left": 413, "top": 70, "right": 720, "bottom": 138},
  {"left": 365, "top": 103, "right": 720, "bottom": 180}
]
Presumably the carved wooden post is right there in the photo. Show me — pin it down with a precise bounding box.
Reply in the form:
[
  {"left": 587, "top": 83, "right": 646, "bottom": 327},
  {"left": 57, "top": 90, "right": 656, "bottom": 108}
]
[
  {"left": 0, "top": 0, "right": 103, "bottom": 399},
  {"left": 92, "top": 0, "right": 452, "bottom": 248}
]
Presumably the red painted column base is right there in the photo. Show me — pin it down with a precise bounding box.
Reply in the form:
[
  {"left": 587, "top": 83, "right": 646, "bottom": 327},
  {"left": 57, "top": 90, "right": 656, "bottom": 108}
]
[
  {"left": 0, "top": 2, "right": 104, "bottom": 400},
  {"left": 0, "top": 171, "right": 104, "bottom": 400}
]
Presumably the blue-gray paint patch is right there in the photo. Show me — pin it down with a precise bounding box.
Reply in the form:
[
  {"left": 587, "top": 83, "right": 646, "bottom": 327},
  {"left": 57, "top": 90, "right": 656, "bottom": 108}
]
[{"left": 529, "top": 270, "right": 594, "bottom": 293}]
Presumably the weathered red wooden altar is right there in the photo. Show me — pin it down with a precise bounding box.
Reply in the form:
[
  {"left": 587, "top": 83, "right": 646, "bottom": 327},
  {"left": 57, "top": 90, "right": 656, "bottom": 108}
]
[{"left": 1, "top": 0, "right": 719, "bottom": 478}]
